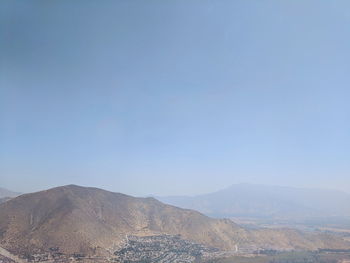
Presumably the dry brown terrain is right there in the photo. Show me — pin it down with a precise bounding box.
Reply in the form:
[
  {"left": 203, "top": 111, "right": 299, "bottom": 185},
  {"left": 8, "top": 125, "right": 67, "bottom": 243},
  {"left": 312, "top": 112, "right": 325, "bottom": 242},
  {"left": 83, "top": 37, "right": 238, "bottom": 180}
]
[{"left": 0, "top": 185, "right": 349, "bottom": 258}]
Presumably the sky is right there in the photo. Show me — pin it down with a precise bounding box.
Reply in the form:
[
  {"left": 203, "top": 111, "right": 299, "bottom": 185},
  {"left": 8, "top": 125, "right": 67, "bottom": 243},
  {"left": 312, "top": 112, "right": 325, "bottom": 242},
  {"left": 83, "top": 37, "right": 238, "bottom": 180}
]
[{"left": 1, "top": 0, "right": 350, "bottom": 196}]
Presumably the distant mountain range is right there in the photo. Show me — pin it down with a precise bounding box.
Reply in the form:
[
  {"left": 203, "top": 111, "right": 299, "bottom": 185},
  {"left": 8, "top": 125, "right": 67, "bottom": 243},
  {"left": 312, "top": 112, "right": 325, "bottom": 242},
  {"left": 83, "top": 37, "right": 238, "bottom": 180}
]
[
  {"left": 0, "top": 187, "right": 20, "bottom": 199},
  {"left": 0, "top": 188, "right": 20, "bottom": 204},
  {"left": 157, "top": 184, "right": 350, "bottom": 219},
  {"left": 1, "top": 185, "right": 348, "bottom": 260},
  {"left": 0, "top": 197, "right": 12, "bottom": 204}
]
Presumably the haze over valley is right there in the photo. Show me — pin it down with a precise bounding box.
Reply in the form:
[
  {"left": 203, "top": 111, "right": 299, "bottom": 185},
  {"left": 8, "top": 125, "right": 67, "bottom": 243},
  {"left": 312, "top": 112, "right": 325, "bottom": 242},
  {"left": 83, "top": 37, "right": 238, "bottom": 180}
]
[{"left": 157, "top": 184, "right": 350, "bottom": 229}]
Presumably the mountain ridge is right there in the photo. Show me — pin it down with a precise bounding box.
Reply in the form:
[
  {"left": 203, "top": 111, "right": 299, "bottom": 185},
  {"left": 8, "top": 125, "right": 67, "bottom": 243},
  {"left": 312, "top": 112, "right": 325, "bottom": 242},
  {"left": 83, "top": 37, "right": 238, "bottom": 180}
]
[
  {"left": 157, "top": 183, "right": 350, "bottom": 219},
  {"left": 0, "top": 187, "right": 21, "bottom": 199},
  {"left": 0, "top": 185, "right": 349, "bottom": 259}
]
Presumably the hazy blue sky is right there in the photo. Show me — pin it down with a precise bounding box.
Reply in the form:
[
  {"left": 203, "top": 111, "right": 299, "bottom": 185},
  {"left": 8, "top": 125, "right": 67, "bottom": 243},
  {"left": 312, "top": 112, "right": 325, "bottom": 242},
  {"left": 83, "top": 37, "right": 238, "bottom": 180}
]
[{"left": 1, "top": 0, "right": 350, "bottom": 195}]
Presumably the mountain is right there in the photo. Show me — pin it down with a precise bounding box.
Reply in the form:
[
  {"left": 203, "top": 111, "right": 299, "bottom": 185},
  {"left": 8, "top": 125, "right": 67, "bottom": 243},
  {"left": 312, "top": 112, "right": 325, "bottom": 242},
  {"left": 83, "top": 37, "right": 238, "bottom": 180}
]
[
  {"left": 0, "top": 185, "right": 349, "bottom": 260},
  {"left": 0, "top": 188, "right": 20, "bottom": 205},
  {"left": 0, "top": 188, "right": 20, "bottom": 199},
  {"left": 157, "top": 184, "right": 350, "bottom": 219},
  {"left": 0, "top": 197, "right": 12, "bottom": 204}
]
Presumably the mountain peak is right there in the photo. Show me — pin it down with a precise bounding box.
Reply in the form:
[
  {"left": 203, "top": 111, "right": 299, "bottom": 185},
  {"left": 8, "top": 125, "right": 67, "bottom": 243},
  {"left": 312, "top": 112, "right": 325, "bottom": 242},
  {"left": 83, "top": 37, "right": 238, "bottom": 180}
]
[
  {"left": 1, "top": 185, "right": 349, "bottom": 260},
  {"left": 0, "top": 185, "right": 241, "bottom": 256}
]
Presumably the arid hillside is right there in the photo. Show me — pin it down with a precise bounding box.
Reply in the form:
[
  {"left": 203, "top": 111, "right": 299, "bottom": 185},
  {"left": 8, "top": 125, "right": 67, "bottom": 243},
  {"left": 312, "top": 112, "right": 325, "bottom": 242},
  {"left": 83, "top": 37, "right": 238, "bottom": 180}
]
[{"left": 0, "top": 185, "right": 348, "bottom": 258}]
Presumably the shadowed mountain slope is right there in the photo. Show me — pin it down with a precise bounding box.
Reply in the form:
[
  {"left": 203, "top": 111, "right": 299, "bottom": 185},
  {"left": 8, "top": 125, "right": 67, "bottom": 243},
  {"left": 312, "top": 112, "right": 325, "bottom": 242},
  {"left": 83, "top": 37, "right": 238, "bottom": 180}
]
[{"left": 0, "top": 185, "right": 349, "bottom": 258}]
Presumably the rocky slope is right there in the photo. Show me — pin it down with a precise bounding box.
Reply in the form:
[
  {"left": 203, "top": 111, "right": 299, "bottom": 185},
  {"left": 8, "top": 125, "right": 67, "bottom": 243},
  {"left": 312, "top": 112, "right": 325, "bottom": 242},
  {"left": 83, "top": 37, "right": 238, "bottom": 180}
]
[{"left": 0, "top": 185, "right": 348, "bottom": 259}]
